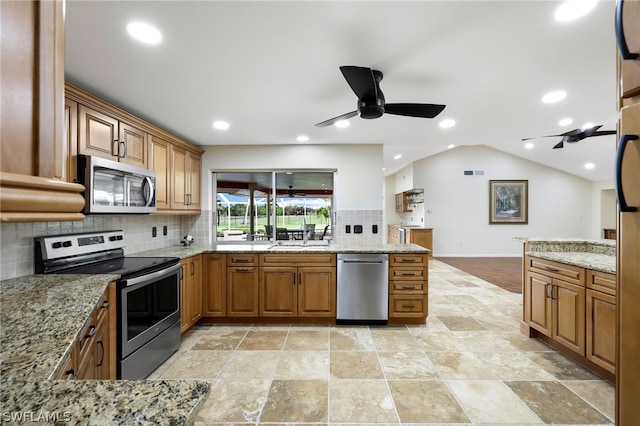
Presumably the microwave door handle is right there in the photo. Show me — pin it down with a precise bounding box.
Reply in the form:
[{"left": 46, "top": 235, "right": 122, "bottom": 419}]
[{"left": 143, "top": 177, "right": 155, "bottom": 207}]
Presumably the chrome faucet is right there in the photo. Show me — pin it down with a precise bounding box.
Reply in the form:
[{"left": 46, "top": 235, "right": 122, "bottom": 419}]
[{"left": 302, "top": 217, "right": 308, "bottom": 245}]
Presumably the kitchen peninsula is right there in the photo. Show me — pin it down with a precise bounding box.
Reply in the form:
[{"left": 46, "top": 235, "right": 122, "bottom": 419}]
[
  {"left": 0, "top": 242, "right": 428, "bottom": 424},
  {"left": 515, "top": 237, "right": 616, "bottom": 381}
]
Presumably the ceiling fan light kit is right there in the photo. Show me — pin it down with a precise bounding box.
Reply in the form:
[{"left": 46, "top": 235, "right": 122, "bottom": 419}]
[{"left": 315, "top": 65, "right": 446, "bottom": 127}]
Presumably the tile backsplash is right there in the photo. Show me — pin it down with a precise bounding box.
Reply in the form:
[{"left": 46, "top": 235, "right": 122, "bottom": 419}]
[
  {"left": 0, "top": 213, "right": 200, "bottom": 280},
  {"left": 334, "top": 209, "right": 383, "bottom": 245}
]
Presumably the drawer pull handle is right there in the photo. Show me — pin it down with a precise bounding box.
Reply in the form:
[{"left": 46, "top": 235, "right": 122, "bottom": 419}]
[
  {"left": 615, "top": 134, "right": 639, "bottom": 212},
  {"left": 544, "top": 266, "right": 560, "bottom": 273},
  {"left": 85, "top": 325, "right": 97, "bottom": 339},
  {"left": 401, "top": 272, "right": 417, "bottom": 276},
  {"left": 615, "top": 0, "right": 639, "bottom": 60},
  {"left": 236, "top": 268, "right": 249, "bottom": 272},
  {"left": 402, "top": 304, "right": 416, "bottom": 309},
  {"left": 235, "top": 259, "right": 250, "bottom": 263},
  {"left": 400, "top": 259, "right": 416, "bottom": 262},
  {"left": 101, "top": 300, "right": 109, "bottom": 310},
  {"left": 401, "top": 285, "right": 416, "bottom": 289}
]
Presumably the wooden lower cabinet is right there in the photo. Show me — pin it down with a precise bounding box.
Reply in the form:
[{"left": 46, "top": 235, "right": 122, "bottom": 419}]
[
  {"left": 388, "top": 253, "right": 429, "bottom": 323},
  {"left": 406, "top": 228, "right": 433, "bottom": 258},
  {"left": 55, "top": 282, "right": 116, "bottom": 380},
  {"left": 203, "top": 254, "right": 227, "bottom": 316},
  {"left": 180, "top": 255, "right": 203, "bottom": 334},
  {"left": 523, "top": 255, "right": 616, "bottom": 379},
  {"left": 227, "top": 266, "right": 259, "bottom": 316}
]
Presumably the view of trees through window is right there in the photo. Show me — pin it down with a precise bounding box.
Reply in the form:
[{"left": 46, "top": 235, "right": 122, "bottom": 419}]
[{"left": 215, "top": 171, "right": 334, "bottom": 242}]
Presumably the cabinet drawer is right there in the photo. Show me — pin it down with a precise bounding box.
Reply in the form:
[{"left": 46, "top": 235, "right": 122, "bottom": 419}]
[
  {"left": 77, "top": 317, "right": 97, "bottom": 360},
  {"left": 390, "top": 280, "right": 427, "bottom": 294},
  {"left": 528, "top": 256, "right": 585, "bottom": 286},
  {"left": 389, "top": 253, "right": 427, "bottom": 266},
  {"left": 227, "top": 254, "right": 259, "bottom": 266},
  {"left": 587, "top": 270, "right": 616, "bottom": 296},
  {"left": 95, "top": 289, "right": 111, "bottom": 325},
  {"left": 389, "top": 295, "right": 428, "bottom": 318},
  {"left": 260, "top": 253, "right": 336, "bottom": 267},
  {"left": 390, "top": 267, "right": 427, "bottom": 280}
]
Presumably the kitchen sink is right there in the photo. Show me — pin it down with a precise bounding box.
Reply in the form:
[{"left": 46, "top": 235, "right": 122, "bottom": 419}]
[{"left": 267, "top": 241, "right": 332, "bottom": 250}]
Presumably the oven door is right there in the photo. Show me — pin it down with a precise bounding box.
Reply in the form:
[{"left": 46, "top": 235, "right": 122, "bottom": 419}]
[{"left": 119, "top": 263, "right": 181, "bottom": 359}]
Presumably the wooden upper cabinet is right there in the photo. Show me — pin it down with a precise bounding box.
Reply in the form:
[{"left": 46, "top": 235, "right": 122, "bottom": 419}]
[
  {"left": 64, "top": 98, "right": 79, "bottom": 183},
  {"left": 618, "top": 0, "right": 640, "bottom": 98},
  {"left": 148, "top": 134, "right": 171, "bottom": 210},
  {"left": 0, "top": 0, "right": 85, "bottom": 222},
  {"left": 170, "top": 145, "right": 201, "bottom": 211},
  {"left": 77, "top": 104, "right": 146, "bottom": 168}
]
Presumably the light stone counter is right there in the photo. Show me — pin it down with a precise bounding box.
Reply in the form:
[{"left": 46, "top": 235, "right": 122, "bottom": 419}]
[
  {"left": 513, "top": 237, "right": 616, "bottom": 274},
  {"left": 0, "top": 273, "right": 209, "bottom": 425},
  {"left": 135, "top": 242, "right": 430, "bottom": 260}
]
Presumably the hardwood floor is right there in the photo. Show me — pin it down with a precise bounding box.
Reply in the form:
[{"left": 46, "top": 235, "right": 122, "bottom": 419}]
[{"left": 435, "top": 257, "right": 523, "bottom": 294}]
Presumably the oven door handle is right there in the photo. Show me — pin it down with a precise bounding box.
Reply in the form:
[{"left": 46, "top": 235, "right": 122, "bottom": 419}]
[{"left": 122, "top": 263, "right": 182, "bottom": 288}]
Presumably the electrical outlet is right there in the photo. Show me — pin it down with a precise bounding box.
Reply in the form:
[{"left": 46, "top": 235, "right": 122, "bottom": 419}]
[
  {"left": 163, "top": 225, "right": 168, "bottom": 236},
  {"left": 372, "top": 224, "right": 378, "bottom": 234},
  {"left": 152, "top": 226, "right": 157, "bottom": 238},
  {"left": 354, "top": 225, "right": 363, "bottom": 234},
  {"left": 345, "top": 225, "right": 351, "bottom": 233}
]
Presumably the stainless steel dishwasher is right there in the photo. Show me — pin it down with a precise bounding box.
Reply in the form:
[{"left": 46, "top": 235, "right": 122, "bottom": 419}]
[{"left": 336, "top": 253, "right": 389, "bottom": 325}]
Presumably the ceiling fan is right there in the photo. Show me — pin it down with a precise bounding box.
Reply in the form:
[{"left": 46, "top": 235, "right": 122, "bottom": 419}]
[
  {"left": 522, "top": 125, "right": 616, "bottom": 149},
  {"left": 315, "top": 66, "right": 446, "bottom": 127},
  {"left": 287, "top": 186, "right": 306, "bottom": 197}
]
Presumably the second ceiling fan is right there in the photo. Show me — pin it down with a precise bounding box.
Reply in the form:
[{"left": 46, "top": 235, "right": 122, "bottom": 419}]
[
  {"left": 315, "top": 66, "right": 446, "bottom": 127},
  {"left": 522, "top": 125, "right": 616, "bottom": 149}
]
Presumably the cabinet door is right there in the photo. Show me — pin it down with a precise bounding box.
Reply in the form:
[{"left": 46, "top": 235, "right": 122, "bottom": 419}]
[
  {"left": 587, "top": 289, "right": 616, "bottom": 374},
  {"left": 180, "top": 260, "right": 190, "bottom": 333},
  {"left": 298, "top": 267, "right": 336, "bottom": 317},
  {"left": 552, "top": 279, "right": 586, "bottom": 356},
  {"left": 203, "top": 254, "right": 226, "bottom": 317},
  {"left": 260, "top": 267, "right": 297, "bottom": 316},
  {"left": 118, "top": 121, "right": 146, "bottom": 168},
  {"left": 78, "top": 104, "right": 119, "bottom": 159},
  {"left": 148, "top": 134, "right": 170, "bottom": 209},
  {"left": 408, "top": 229, "right": 433, "bottom": 258},
  {"left": 188, "top": 255, "right": 203, "bottom": 324},
  {"left": 170, "top": 145, "right": 188, "bottom": 210},
  {"left": 187, "top": 151, "right": 201, "bottom": 210},
  {"left": 619, "top": 0, "right": 640, "bottom": 97},
  {"left": 525, "top": 271, "right": 553, "bottom": 337},
  {"left": 227, "top": 267, "right": 259, "bottom": 316},
  {"left": 94, "top": 314, "right": 110, "bottom": 380}
]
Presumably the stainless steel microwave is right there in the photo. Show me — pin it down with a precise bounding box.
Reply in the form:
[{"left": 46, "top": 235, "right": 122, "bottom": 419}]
[{"left": 78, "top": 155, "right": 156, "bottom": 214}]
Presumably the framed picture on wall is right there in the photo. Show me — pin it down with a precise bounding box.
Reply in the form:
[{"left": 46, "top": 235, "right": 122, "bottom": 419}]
[{"left": 489, "top": 180, "right": 528, "bottom": 224}]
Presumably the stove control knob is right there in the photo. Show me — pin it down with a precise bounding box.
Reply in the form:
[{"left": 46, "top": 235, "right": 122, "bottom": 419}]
[
  {"left": 109, "top": 236, "right": 117, "bottom": 241},
  {"left": 62, "top": 241, "right": 72, "bottom": 247},
  {"left": 52, "top": 242, "right": 62, "bottom": 249},
  {"left": 117, "top": 235, "right": 123, "bottom": 241}
]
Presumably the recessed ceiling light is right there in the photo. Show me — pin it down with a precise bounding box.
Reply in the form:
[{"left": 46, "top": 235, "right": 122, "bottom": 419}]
[
  {"left": 559, "top": 118, "right": 573, "bottom": 126},
  {"left": 554, "top": 0, "right": 598, "bottom": 22},
  {"left": 584, "top": 162, "right": 596, "bottom": 169},
  {"left": 542, "top": 90, "right": 567, "bottom": 103},
  {"left": 126, "top": 22, "right": 162, "bottom": 44},
  {"left": 296, "top": 135, "right": 309, "bottom": 142},
  {"left": 447, "top": 144, "right": 455, "bottom": 149},
  {"left": 393, "top": 154, "right": 402, "bottom": 160},
  {"left": 524, "top": 142, "right": 535, "bottom": 150},
  {"left": 212, "top": 120, "right": 229, "bottom": 130},
  {"left": 335, "top": 120, "right": 350, "bottom": 128},
  {"left": 439, "top": 119, "right": 456, "bottom": 129}
]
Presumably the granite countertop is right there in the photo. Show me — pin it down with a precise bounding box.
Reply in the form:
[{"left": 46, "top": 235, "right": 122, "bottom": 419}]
[
  {"left": 514, "top": 237, "right": 616, "bottom": 274},
  {"left": 135, "top": 242, "right": 430, "bottom": 260},
  {"left": 0, "top": 274, "right": 209, "bottom": 425},
  {"left": 525, "top": 251, "right": 616, "bottom": 274}
]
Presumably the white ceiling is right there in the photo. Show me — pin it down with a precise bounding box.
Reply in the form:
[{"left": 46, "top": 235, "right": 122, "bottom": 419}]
[{"left": 64, "top": 0, "right": 618, "bottom": 181}]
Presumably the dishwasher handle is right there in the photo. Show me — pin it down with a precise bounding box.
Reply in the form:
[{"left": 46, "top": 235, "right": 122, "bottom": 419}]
[{"left": 341, "top": 259, "right": 385, "bottom": 264}]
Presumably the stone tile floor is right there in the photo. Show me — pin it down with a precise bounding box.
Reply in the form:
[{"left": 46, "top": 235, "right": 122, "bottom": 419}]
[{"left": 148, "top": 260, "right": 615, "bottom": 425}]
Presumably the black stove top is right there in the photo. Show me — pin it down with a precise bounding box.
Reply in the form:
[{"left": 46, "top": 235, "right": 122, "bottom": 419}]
[{"left": 60, "top": 256, "right": 180, "bottom": 277}]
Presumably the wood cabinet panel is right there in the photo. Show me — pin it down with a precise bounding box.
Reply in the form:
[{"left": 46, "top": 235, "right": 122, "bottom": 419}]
[
  {"left": 260, "top": 267, "right": 297, "bottom": 317},
  {"left": 118, "top": 121, "right": 146, "bottom": 167},
  {"left": 528, "top": 257, "right": 585, "bottom": 286},
  {"left": 552, "top": 279, "right": 586, "bottom": 355},
  {"left": 148, "top": 134, "right": 170, "bottom": 209},
  {"left": 298, "top": 267, "right": 336, "bottom": 317},
  {"left": 203, "top": 254, "right": 227, "bottom": 317},
  {"left": 64, "top": 98, "right": 78, "bottom": 183},
  {"left": 407, "top": 228, "right": 433, "bottom": 258},
  {"left": 587, "top": 270, "right": 616, "bottom": 296},
  {"left": 389, "top": 254, "right": 428, "bottom": 322},
  {"left": 619, "top": 0, "right": 640, "bottom": 98},
  {"left": 180, "top": 255, "right": 203, "bottom": 333},
  {"left": 227, "top": 267, "right": 259, "bottom": 316},
  {"left": 78, "top": 104, "right": 119, "bottom": 159},
  {"left": 525, "top": 271, "right": 553, "bottom": 336},
  {"left": 260, "top": 253, "right": 335, "bottom": 267},
  {"left": 587, "top": 289, "right": 616, "bottom": 374},
  {"left": 389, "top": 295, "right": 428, "bottom": 318}
]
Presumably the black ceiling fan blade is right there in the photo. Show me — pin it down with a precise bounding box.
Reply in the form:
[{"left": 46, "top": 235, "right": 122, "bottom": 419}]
[
  {"left": 591, "top": 130, "right": 616, "bottom": 137},
  {"left": 339, "top": 66, "right": 377, "bottom": 100},
  {"left": 522, "top": 127, "right": 584, "bottom": 141},
  {"left": 314, "top": 110, "right": 358, "bottom": 128},
  {"left": 385, "top": 103, "right": 446, "bottom": 119},
  {"left": 553, "top": 141, "right": 564, "bottom": 149}
]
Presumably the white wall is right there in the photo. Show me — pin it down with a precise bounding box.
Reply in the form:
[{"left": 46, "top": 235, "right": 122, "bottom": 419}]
[
  {"left": 200, "top": 144, "right": 384, "bottom": 244},
  {"left": 590, "top": 181, "right": 616, "bottom": 238},
  {"left": 411, "top": 145, "right": 595, "bottom": 256}
]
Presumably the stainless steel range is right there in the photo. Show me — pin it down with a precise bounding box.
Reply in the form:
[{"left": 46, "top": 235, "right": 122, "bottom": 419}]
[{"left": 35, "top": 230, "right": 181, "bottom": 379}]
